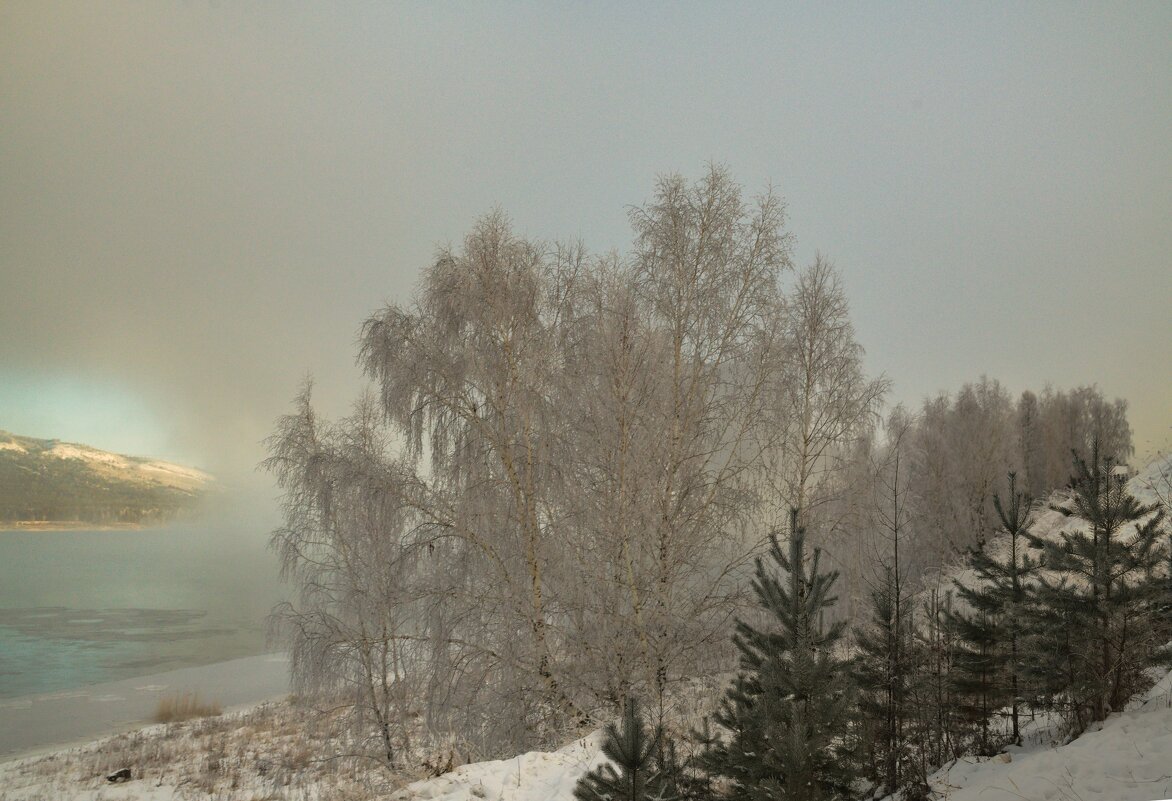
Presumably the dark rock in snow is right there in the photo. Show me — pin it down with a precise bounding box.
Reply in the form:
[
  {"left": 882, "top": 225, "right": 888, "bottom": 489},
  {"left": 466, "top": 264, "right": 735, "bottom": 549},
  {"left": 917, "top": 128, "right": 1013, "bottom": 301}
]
[{"left": 107, "top": 767, "right": 132, "bottom": 783}]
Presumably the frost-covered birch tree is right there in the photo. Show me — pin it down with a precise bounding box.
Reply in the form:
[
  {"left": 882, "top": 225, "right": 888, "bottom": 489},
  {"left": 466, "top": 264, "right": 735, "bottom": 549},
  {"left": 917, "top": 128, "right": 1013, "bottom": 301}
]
[
  {"left": 624, "top": 166, "right": 792, "bottom": 703},
  {"left": 266, "top": 387, "right": 427, "bottom": 766},
  {"left": 556, "top": 263, "right": 670, "bottom": 708},
  {"left": 769, "top": 255, "right": 888, "bottom": 539},
  {"left": 357, "top": 213, "right": 587, "bottom": 749},
  {"left": 266, "top": 166, "right": 887, "bottom": 758}
]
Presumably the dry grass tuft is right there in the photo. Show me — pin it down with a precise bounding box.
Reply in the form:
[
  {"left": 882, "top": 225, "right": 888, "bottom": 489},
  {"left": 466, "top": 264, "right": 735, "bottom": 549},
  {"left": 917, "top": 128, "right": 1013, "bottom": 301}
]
[{"left": 154, "top": 692, "right": 223, "bottom": 723}]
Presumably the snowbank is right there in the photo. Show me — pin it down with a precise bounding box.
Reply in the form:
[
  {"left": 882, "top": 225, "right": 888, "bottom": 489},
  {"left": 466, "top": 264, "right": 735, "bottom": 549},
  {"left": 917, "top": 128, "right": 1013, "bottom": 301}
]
[
  {"left": 388, "top": 732, "right": 605, "bottom": 801},
  {"left": 926, "top": 700, "right": 1172, "bottom": 801}
]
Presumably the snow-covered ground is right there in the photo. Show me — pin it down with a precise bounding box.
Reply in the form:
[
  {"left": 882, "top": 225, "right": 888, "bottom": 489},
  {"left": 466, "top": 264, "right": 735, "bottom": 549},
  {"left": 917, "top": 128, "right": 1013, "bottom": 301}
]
[
  {"left": 387, "top": 666, "right": 1172, "bottom": 801},
  {"left": 918, "top": 669, "right": 1172, "bottom": 801},
  {"left": 0, "top": 696, "right": 400, "bottom": 801},
  {"left": 387, "top": 733, "right": 607, "bottom": 801},
  {"left": 3, "top": 668, "right": 1171, "bottom": 801}
]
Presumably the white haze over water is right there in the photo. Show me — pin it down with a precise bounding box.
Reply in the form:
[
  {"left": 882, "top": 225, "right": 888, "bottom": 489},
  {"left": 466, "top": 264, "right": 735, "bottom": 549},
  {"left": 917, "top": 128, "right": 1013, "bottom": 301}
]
[
  {"left": 0, "top": 501, "right": 284, "bottom": 699},
  {"left": 1, "top": 3, "right": 1169, "bottom": 480}
]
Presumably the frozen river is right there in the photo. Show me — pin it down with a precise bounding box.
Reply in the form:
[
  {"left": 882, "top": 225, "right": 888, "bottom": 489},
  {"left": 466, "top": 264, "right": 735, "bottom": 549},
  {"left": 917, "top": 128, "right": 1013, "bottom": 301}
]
[
  {"left": 0, "top": 514, "right": 289, "bottom": 753},
  {"left": 0, "top": 518, "right": 285, "bottom": 699}
]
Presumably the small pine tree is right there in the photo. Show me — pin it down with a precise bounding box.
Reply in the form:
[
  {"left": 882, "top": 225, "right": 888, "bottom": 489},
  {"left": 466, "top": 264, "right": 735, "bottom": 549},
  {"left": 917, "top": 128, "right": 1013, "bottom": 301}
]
[
  {"left": 1025, "top": 446, "right": 1169, "bottom": 730},
  {"left": 1020, "top": 572, "right": 1090, "bottom": 729},
  {"left": 574, "top": 698, "right": 681, "bottom": 801},
  {"left": 912, "top": 588, "right": 960, "bottom": 772},
  {"left": 946, "top": 608, "right": 1002, "bottom": 755},
  {"left": 1146, "top": 534, "right": 1172, "bottom": 644},
  {"left": 854, "top": 427, "right": 925, "bottom": 796},
  {"left": 946, "top": 472, "right": 1039, "bottom": 747},
  {"left": 705, "top": 509, "right": 856, "bottom": 801},
  {"left": 679, "top": 718, "right": 720, "bottom": 801},
  {"left": 854, "top": 566, "right": 918, "bottom": 792}
]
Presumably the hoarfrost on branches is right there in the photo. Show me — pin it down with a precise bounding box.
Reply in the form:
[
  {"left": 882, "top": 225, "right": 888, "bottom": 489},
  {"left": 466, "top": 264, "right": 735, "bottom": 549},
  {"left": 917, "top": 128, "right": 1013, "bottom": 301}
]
[{"left": 265, "top": 167, "right": 890, "bottom": 759}]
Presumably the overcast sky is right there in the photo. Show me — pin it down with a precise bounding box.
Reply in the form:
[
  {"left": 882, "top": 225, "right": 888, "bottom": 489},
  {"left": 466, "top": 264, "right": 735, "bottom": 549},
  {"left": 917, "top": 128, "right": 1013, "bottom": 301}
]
[{"left": 2, "top": 2, "right": 1169, "bottom": 488}]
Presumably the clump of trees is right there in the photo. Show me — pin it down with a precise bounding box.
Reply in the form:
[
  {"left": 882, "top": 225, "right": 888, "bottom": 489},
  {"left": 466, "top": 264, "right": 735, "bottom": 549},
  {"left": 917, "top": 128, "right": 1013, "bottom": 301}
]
[
  {"left": 824, "top": 379, "right": 1135, "bottom": 622},
  {"left": 266, "top": 166, "right": 1167, "bottom": 793},
  {"left": 1024, "top": 447, "right": 1170, "bottom": 732},
  {"left": 575, "top": 508, "right": 860, "bottom": 801},
  {"left": 576, "top": 451, "right": 1168, "bottom": 800},
  {"left": 266, "top": 167, "right": 885, "bottom": 760},
  {"left": 908, "top": 379, "right": 1132, "bottom": 567}
]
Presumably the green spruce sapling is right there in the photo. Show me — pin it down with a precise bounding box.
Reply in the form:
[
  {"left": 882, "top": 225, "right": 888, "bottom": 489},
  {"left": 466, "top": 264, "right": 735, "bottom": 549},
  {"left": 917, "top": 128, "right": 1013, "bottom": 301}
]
[
  {"left": 574, "top": 698, "right": 681, "bottom": 801},
  {"left": 705, "top": 509, "right": 857, "bottom": 801},
  {"left": 1026, "top": 447, "right": 1169, "bottom": 730},
  {"left": 947, "top": 472, "right": 1039, "bottom": 748}
]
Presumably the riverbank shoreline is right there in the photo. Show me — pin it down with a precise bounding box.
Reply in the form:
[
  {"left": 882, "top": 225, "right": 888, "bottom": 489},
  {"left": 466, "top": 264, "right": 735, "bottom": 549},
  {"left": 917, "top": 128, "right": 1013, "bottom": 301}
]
[
  {"left": 0, "top": 653, "right": 290, "bottom": 761},
  {"left": 0, "top": 521, "right": 152, "bottom": 531},
  {"left": 0, "top": 689, "right": 414, "bottom": 801}
]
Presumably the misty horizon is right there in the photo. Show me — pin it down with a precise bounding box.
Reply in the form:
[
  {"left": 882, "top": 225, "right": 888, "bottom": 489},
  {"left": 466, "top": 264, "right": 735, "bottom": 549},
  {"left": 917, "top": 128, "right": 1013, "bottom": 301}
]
[{"left": 2, "top": 3, "right": 1169, "bottom": 484}]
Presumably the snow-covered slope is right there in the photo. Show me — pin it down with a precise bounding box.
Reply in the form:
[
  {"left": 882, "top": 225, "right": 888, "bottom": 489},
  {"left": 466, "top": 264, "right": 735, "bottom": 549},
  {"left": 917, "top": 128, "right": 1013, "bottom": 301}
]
[
  {"left": 40, "top": 440, "right": 212, "bottom": 491},
  {"left": 388, "top": 674, "right": 1172, "bottom": 801},
  {"left": 0, "top": 431, "right": 212, "bottom": 493},
  {"left": 941, "top": 452, "right": 1172, "bottom": 608},
  {"left": 4, "top": 688, "right": 1172, "bottom": 801},
  {"left": 357, "top": 676, "right": 1172, "bottom": 801},
  {"left": 920, "top": 669, "right": 1172, "bottom": 801},
  {"left": 1133, "top": 451, "right": 1172, "bottom": 509}
]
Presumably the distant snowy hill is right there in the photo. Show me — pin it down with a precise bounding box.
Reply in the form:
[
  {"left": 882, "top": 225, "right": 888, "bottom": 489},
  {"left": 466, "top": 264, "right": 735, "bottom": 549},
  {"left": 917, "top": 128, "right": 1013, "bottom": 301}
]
[{"left": 0, "top": 430, "right": 213, "bottom": 527}]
